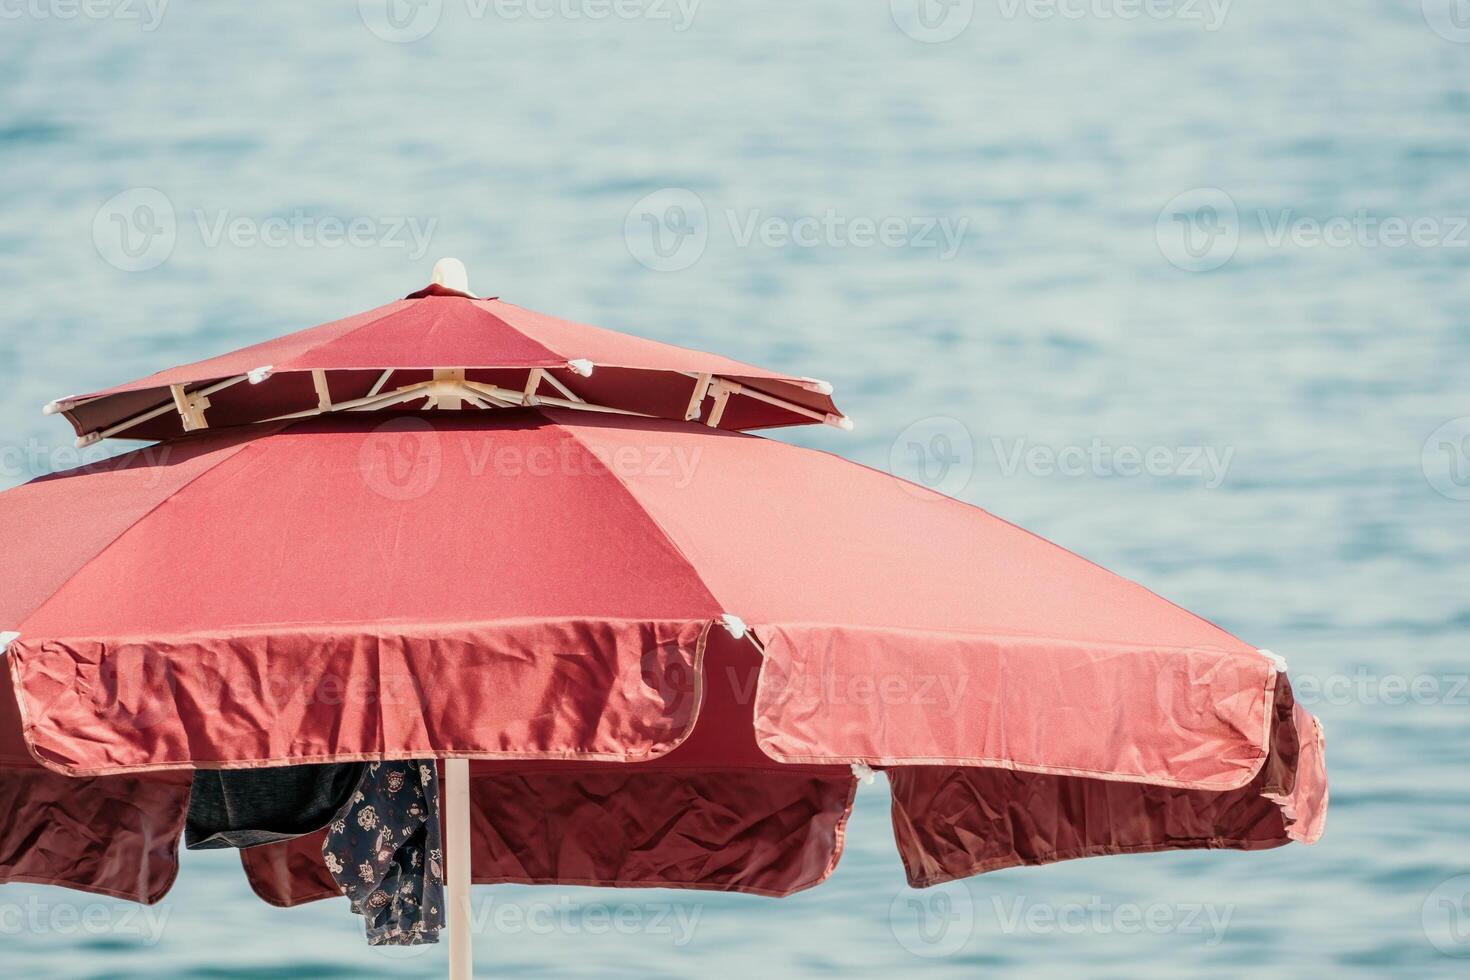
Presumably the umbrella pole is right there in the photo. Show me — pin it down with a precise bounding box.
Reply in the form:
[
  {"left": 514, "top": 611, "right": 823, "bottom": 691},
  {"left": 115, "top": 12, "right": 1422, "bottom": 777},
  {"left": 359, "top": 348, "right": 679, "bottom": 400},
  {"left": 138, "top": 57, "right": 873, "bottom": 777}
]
[{"left": 445, "top": 758, "right": 473, "bottom": 980}]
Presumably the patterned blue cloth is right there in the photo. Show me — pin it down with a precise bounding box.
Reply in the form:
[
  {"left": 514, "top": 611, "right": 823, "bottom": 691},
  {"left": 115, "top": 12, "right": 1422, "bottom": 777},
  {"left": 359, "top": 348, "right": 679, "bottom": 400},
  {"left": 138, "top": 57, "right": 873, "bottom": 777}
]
[{"left": 323, "top": 761, "right": 445, "bottom": 946}]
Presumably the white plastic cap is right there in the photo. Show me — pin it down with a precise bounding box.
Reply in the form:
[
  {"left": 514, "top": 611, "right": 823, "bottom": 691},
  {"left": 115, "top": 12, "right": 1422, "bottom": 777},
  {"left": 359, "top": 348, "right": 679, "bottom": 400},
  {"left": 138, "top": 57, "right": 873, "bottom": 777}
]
[
  {"left": 0, "top": 632, "right": 19, "bottom": 654},
  {"left": 850, "top": 762, "right": 876, "bottom": 785},
  {"left": 431, "top": 257, "right": 475, "bottom": 296},
  {"left": 720, "top": 613, "right": 748, "bottom": 639},
  {"left": 567, "top": 359, "right": 595, "bottom": 378},
  {"left": 800, "top": 378, "right": 834, "bottom": 396},
  {"left": 248, "top": 365, "right": 275, "bottom": 385},
  {"left": 1258, "top": 648, "right": 1289, "bottom": 672},
  {"left": 825, "top": 414, "right": 854, "bottom": 432}
]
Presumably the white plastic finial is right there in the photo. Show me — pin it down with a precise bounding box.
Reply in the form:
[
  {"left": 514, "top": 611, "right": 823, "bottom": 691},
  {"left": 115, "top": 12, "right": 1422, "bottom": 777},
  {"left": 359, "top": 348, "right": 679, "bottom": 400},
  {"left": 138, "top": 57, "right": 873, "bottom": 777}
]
[
  {"left": 850, "top": 762, "right": 876, "bottom": 785},
  {"left": 1258, "top": 648, "right": 1288, "bottom": 672},
  {"left": 720, "top": 614, "right": 748, "bottom": 639},
  {"left": 431, "top": 257, "right": 474, "bottom": 296},
  {"left": 567, "top": 359, "right": 595, "bottom": 378},
  {"left": 0, "top": 632, "right": 19, "bottom": 654}
]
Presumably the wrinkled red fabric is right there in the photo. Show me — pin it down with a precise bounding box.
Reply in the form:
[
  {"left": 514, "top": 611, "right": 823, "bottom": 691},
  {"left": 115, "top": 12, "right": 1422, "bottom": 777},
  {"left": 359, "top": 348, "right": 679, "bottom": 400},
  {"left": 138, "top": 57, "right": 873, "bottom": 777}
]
[
  {"left": 15, "top": 620, "right": 710, "bottom": 775},
  {"left": 0, "top": 766, "right": 188, "bottom": 903},
  {"left": 244, "top": 767, "right": 855, "bottom": 905},
  {"left": 889, "top": 676, "right": 1328, "bottom": 886},
  {"left": 56, "top": 291, "right": 840, "bottom": 440}
]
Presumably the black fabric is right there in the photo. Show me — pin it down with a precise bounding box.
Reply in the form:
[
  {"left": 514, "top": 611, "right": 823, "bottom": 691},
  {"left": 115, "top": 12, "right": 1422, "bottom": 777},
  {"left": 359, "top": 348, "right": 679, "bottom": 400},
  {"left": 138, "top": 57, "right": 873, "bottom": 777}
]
[{"left": 186, "top": 763, "right": 366, "bottom": 851}]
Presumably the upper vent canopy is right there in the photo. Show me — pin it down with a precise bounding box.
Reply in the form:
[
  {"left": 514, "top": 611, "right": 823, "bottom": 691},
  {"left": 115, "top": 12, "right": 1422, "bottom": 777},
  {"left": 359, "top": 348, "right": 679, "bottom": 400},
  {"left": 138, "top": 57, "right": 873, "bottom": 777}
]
[{"left": 50, "top": 259, "right": 846, "bottom": 447}]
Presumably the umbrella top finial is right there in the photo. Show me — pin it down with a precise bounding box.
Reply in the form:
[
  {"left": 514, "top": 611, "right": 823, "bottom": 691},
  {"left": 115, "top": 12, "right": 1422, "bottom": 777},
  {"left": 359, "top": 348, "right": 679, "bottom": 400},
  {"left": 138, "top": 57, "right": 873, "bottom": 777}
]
[{"left": 431, "top": 257, "right": 474, "bottom": 297}]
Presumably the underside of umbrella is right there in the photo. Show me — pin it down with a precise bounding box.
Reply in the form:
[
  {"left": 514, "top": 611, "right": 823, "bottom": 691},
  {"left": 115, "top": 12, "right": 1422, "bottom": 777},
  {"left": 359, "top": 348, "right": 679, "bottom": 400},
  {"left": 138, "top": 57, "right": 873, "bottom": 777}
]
[{"left": 0, "top": 409, "right": 1326, "bottom": 907}]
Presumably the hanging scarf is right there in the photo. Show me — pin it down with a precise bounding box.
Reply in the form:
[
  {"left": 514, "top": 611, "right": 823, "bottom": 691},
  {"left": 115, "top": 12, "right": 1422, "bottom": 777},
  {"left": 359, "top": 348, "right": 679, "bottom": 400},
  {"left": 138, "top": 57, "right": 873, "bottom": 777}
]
[{"left": 323, "top": 760, "right": 445, "bottom": 946}]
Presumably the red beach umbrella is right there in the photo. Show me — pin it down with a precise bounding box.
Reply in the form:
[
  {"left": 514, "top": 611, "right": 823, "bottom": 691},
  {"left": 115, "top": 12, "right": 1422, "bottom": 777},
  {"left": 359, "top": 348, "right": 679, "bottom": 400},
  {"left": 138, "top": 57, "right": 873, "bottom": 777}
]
[
  {"left": 45, "top": 260, "right": 847, "bottom": 447},
  {"left": 1, "top": 408, "right": 1327, "bottom": 977}
]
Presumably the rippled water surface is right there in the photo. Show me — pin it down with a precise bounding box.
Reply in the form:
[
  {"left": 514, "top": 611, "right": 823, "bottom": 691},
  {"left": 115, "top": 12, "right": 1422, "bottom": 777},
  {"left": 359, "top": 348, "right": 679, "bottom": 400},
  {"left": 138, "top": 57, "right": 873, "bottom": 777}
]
[{"left": 2, "top": 2, "right": 1468, "bottom": 977}]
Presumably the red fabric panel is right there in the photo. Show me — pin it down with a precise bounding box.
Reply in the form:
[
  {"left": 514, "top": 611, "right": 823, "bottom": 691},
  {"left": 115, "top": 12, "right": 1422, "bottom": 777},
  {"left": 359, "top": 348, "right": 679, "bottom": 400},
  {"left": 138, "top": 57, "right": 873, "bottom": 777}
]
[
  {"left": 566, "top": 413, "right": 1254, "bottom": 646},
  {"left": 12, "top": 419, "right": 720, "bottom": 640},
  {"left": 0, "top": 429, "right": 257, "bottom": 630},
  {"left": 240, "top": 828, "right": 338, "bottom": 908},
  {"left": 888, "top": 676, "right": 1327, "bottom": 886},
  {"left": 14, "top": 620, "right": 710, "bottom": 775},
  {"left": 467, "top": 768, "right": 853, "bottom": 896},
  {"left": 751, "top": 624, "right": 1274, "bottom": 790},
  {"left": 0, "top": 766, "right": 188, "bottom": 903},
  {"left": 243, "top": 767, "right": 855, "bottom": 906}
]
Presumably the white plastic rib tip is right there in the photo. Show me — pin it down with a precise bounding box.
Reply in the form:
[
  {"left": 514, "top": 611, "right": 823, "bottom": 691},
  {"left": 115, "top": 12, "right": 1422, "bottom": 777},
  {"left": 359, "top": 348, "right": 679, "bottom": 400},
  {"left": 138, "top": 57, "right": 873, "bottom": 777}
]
[
  {"left": 75, "top": 433, "right": 103, "bottom": 449},
  {"left": 825, "top": 414, "right": 854, "bottom": 432},
  {"left": 0, "top": 632, "right": 19, "bottom": 655},
  {"left": 567, "top": 359, "right": 595, "bottom": 378},
  {"left": 248, "top": 365, "right": 275, "bottom": 385},
  {"left": 430, "top": 257, "right": 475, "bottom": 296},
  {"left": 43, "top": 399, "right": 73, "bottom": 416},
  {"left": 800, "top": 377, "right": 834, "bottom": 396},
  {"left": 850, "top": 762, "right": 876, "bottom": 785},
  {"left": 1258, "top": 648, "right": 1289, "bottom": 672},
  {"left": 720, "top": 614, "right": 748, "bottom": 640}
]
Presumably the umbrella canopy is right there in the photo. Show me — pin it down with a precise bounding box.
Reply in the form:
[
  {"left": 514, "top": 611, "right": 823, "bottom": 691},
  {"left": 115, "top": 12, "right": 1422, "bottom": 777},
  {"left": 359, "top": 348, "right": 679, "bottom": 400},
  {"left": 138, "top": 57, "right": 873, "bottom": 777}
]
[
  {"left": 46, "top": 260, "right": 846, "bottom": 446},
  {"left": 1, "top": 408, "right": 1326, "bottom": 908}
]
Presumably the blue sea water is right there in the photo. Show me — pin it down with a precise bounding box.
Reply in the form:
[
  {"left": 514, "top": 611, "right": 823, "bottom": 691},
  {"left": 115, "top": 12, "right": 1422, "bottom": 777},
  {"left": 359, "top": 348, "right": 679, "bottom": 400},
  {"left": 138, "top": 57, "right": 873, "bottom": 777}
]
[{"left": 2, "top": 2, "right": 1468, "bottom": 976}]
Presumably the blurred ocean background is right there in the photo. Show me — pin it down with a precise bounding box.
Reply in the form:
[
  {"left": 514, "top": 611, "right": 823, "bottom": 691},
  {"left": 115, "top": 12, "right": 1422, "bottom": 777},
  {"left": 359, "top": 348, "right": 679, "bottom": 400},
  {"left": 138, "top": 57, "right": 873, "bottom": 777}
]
[{"left": 2, "top": 1, "right": 1468, "bottom": 976}]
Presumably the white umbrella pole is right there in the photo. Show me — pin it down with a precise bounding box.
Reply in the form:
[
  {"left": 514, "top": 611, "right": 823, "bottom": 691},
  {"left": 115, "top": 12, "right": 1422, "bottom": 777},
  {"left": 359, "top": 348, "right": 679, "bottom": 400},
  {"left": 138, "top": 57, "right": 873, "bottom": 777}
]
[{"left": 445, "top": 759, "right": 473, "bottom": 980}]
